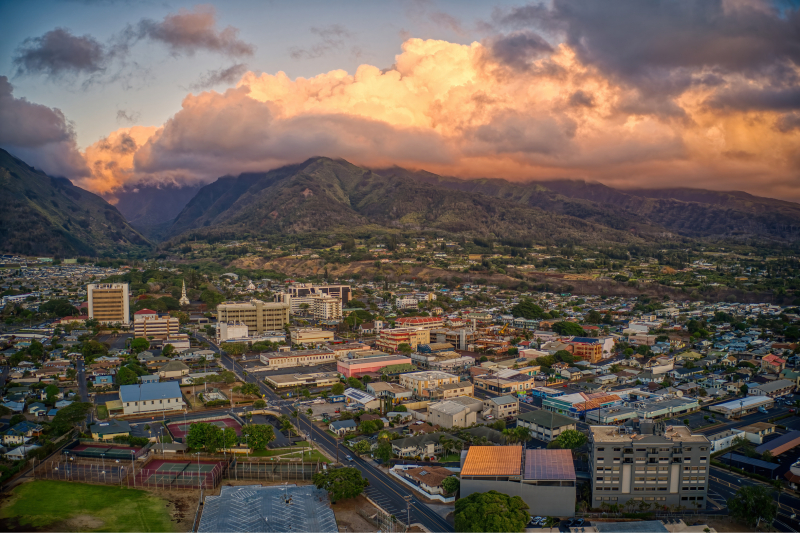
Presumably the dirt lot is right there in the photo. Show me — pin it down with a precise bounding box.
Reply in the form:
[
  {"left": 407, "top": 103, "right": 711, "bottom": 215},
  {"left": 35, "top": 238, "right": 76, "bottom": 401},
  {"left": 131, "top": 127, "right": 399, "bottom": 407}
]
[
  {"left": 144, "top": 487, "right": 202, "bottom": 532},
  {"left": 329, "top": 494, "right": 381, "bottom": 533}
]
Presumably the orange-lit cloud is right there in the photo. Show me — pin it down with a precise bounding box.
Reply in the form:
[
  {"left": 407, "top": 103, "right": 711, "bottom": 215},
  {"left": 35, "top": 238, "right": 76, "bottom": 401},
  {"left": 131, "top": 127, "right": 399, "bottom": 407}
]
[{"left": 77, "top": 35, "right": 800, "bottom": 198}]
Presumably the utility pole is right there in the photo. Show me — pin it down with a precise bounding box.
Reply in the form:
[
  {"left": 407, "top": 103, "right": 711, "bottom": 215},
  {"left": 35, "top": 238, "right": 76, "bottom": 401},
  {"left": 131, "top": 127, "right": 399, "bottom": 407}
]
[{"left": 404, "top": 495, "right": 412, "bottom": 528}]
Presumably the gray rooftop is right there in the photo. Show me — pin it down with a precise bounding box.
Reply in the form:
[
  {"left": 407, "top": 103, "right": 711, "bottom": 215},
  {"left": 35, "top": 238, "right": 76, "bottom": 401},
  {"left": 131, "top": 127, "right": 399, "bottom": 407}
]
[
  {"left": 198, "top": 484, "right": 337, "bottom": 533},
  {"left": 517, "top": 410, "right": 577, "bottom": 428},
  {"left": 594, "top": 521, "right": 669, "bottom": 533},
  {"left": 119, "top": 381, "right": 182, "bottom": 403}
]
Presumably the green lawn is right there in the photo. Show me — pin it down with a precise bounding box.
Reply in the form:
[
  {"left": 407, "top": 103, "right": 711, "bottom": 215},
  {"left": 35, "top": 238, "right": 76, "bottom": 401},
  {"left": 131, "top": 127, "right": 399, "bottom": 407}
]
[
  {"left": 281, "top": 450, "right": 330, "bottom": 463},
  {"left": 0, "top": 480, "right": 176, "bottom": 532},
  {"left": 438, "top": 454, "right": 461, "bottom": 462},
  {"left": 96, "top": 405, "right": 109, "bottom": 419}
]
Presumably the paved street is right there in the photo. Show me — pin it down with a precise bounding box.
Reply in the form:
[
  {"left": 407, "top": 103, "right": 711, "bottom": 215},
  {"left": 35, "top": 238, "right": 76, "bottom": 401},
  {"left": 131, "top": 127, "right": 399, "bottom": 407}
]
[{"left": 193, "top": 333, "right": 453, "bottom": 532}]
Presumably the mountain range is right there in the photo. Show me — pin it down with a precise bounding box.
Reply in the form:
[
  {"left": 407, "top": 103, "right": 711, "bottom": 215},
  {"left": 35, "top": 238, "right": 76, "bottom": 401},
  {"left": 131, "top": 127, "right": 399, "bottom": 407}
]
[
  {"left": 0, "top": 149, "right": 148, "bottom": 256},
  {"left": 2, "top": 150, "right": 800, "bottom": 256}
]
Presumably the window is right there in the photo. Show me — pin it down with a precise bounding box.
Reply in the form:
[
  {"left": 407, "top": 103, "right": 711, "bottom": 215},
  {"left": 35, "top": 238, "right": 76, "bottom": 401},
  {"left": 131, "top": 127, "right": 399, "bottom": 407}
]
[{"left": 597, "top": 447, "right": 605, "bottom": 451}]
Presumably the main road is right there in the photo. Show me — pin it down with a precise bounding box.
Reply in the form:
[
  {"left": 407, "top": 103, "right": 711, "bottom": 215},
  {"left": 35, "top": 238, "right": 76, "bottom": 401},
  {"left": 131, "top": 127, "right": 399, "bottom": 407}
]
[{"left": 194, "top": 333, "right": 454, "bottom": 532}]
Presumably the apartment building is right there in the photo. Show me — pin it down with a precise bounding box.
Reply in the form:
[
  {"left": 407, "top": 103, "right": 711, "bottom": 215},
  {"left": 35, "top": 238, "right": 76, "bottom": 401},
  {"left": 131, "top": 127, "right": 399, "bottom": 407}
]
[
  {"left": 276, "top": 292, "right": 343, "bottom": 320},
  {"left": 399, "top": 371, "right": 460, "bottom": 399},
  {"left": 567, "top": 337, "right": 605, "bottom": 364},
  {"left": 589, "top": 422, "right": 711, "bottom": 508},
  {"left": 376, "top": 327, "right": 431, "bottom": 352},
  {"left": 216, "top": 300, "right": 289, "bottom": 335},
  {"left": 133, "top": 309, "right": 180, "bottom": 340},
  {"left": 473, "top": 369, "right": 538, "bottom": 395},
  {"left": 88, "top": 283, "right": 130, "bottom": 324},
  {"left": 483, "top": 395, "right": 519, "bottom": 419}
]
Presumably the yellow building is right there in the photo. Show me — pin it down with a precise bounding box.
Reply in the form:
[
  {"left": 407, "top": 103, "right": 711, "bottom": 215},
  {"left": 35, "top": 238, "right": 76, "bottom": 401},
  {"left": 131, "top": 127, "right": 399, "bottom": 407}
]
[
  {"left": 376, "top": 327, "right": 431, "bottom": 352},
  {"left": 290, "top": 328, "right": 335, "bottom": 345},
  {"left": 88, "top": 283, "right": 130, "bottom": 324},
  {"left": 216, "top": 300, "right": 289, "bottom": 335}
]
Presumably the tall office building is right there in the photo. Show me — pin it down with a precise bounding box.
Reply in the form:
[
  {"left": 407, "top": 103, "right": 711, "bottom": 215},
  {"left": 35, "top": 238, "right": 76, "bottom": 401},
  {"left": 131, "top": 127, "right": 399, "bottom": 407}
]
[
  {"left": 88, "top": 283, "right": 130, "bottom": 324},
  {"left": 589, "top": 422, "right": 710, "bottom": 508},
  {"left": 216, "top": 299, "right": 289, "bottom": 335}
]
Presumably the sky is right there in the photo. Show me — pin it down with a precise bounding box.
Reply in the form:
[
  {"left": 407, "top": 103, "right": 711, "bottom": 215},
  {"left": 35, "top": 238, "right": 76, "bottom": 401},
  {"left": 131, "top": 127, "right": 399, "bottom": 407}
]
[{"left": 1, "top": 0, "right": 799, "bottom": 201}]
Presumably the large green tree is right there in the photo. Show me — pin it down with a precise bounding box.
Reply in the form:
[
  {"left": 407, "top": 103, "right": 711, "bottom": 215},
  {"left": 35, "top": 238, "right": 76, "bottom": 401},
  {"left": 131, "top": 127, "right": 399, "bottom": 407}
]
[
  {"left": 130, "top": 338, "right": 150, "bottom": 354},
  {"left": 727, "top": 485, "right": 778, "bottom": 529},
  {"left": 116, "top": 366, "right": 139, "bottom": 386},
  {"left": 50, "top": 402, "right": 93, "bottom": 434},
  {"left": 454, "top": 490, "right": 530, "bottom": 532},
  {"left": 312, "top": 467, "right": 369, "bottom": 503},
  {"left": 241, "top": 424, "right": 276, "bottom": 452},
  {"left": 331, "top": 382, "right": 345, "bottom": 395},
  {"left": 511, "top": 299, "right": 546, "bottom": 320},
  {"left": 548, "top": 429, "right": 588, "bottom": 451},
  {"left": 552, "top": 321, "right": 585, "bottom": 336},
  {"left": 39, "top": 299, "right": 79, "bottom": 317}
]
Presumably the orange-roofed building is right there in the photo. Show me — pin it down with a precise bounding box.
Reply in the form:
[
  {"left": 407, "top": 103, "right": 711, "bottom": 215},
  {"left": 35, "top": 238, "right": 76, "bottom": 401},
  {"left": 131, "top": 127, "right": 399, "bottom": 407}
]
[{"left": 460, "top": 446, "right": 522, "bottom": 477}]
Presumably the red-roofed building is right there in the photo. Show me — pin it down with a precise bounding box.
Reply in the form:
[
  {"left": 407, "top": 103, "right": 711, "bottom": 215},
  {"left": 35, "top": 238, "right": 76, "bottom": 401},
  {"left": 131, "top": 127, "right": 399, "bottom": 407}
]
[
  {"left": 762, "top": 354, "right": 787, "bottom": 373},
  {"left": 394, "top": 316, "right": 444, "bottom": 330}
]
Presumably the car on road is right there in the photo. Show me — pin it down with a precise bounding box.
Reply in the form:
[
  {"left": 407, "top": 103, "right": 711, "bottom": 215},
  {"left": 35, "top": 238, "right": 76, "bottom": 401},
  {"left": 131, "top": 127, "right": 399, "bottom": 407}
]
[
  {"left": 759, "top": 406, "right": 769, "bottom": 413},
  {"left": 346, "top": 455, "right": 353, "bottom": 461}
]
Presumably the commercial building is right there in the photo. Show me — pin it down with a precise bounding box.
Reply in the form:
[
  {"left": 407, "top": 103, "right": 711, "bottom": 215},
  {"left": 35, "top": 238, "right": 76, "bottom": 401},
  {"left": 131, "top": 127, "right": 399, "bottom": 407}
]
[
  {"left": 376, "top": 327, "right": 431, "bottom": 352},
  {"left": 311, "top": 294, "right": 342, "bottom": 320},
  {"left": 411, "top": 350, "right": 475, "bottom": 372},
  {"left": 90, "top": 419, "right": 131, "bottom": 441},
  {"left": 216, "top": 322, "right": 249, "bottom": 343},
  {"left": 431, "top": 328, "right": 479, "bottom": 350},
  {"left": 748, "top": 379, "right": 795, "bottom": 398},
  {"left": 567, "top": 337, "right": 604, "bottom": 363},
  {"left": 119, "top": 381, "right": 185, "bottom": 415},
  {"left": 544, "top": 392, "right": 623, "bottom": 420},
  {"left": 428, "top": 396, "right": 484, "bottom": 428},
  {"left": 708, "top": 395, "right": 775, "bottom": 418},
  {"left": 259, "top": 348, "right": 338, "bottom": 369},
  {"left": 516, "top": 410, "right": 577, "bottom": 442},
  {"left": 366, "top": 382, "right": 414, "bottom": 405},
  {"left": 88, "top": 283, "right": 130, "bottom": 324},
  {"left": 395, "top": 316, "right": 444, "bottom": 330},
  {"left": 473, "top": 369, "right": 538, "bottom": 395},
  {"left": 483, "top": 395, "right": 519, "bottom": 419},
  {"left": 286, "top": 283, "right": 351, "bottom": 304},
  {"left": 399, "top": 371, "right": 460, "bottom": 399},
  {"left": 336, "top": 352, "right": 412, "bottom": 378},
  {"left": 460, "top": 447, "right": 576, "bottom": 518},
  {"left": 343, "top": 388, "right": 380, "bottom": 410},
  {"left": 589, "top": 422, "right": 711, "bottom": 507},
  {"left": 216, "top": 300, "right": 289, "bottom": 335},
  {"left": 133, "top": 309, "right": 180, "bottom": 340},
  {"left": 290, "top": 328, "right": 335, "bottom": 345},
  {"left": 264, "top": 372, "right": 340, "bottom": 389}
]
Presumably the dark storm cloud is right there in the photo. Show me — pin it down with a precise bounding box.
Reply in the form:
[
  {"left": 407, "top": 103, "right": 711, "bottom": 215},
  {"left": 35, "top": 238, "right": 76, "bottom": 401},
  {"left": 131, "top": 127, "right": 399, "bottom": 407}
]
[
  {"left": 775, "top": 112, "right": 800, "bottom": 132},
  {"left": 188, "top": 63, "right": 248, "bottom": 90},
  {"left": 567, "top": 90, "right": 595, "bottom": 108},
  {"left": 12, "top": 28, "right": 111, "bottom": 77},
  {"left": 0, "top": 76, "right": 89, "bottom": 177},
  {"left": 708, "top": 85, "right": 800, "bottom": 111},
  {"left": 132, "top": 5, "right": 255, "bottom": 57},
  {"left": 493, "top": 0, "right": 800, "bottom": 108},
  {"left": 289, "top": 25, "right": 353, "bottom": 60},
  {"left": 487, "top": 30, "right": 553, "bottom": 71}
]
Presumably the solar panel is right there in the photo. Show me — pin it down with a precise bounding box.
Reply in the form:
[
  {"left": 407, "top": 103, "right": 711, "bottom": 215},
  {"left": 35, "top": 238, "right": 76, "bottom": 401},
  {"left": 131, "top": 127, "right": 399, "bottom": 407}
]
[{"left": 523, "top": 449, "right": 576, "bottom": 480}]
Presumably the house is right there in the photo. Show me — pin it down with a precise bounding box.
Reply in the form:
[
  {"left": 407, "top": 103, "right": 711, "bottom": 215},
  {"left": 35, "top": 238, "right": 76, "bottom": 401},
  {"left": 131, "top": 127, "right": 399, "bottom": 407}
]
[
  {"left": 3, "top": 421, "right": 43, "bottom": 445},
  {"left": 560, "top": 367, "right": 584, "bottom": 381},
  {"left": 90, "top": 419, "right": 131, "bottom": 441},
  {"left": 27, "top": 403, "right": 47, "bottom": 416},
  {"left": 329, "top": 419, "right": 357, "bottom": 436},
  {"left": 762, "top": 354, "right": 787, "bottom": 373},
  {"left": 461, "top": 426, "right": 506, "bottom": 445},
  {"left": 400, "top": 465, "right": 456, "bottom": 496},
  {"left": 391, "top": 432, "right": 459, "bottom": 458},
  {"left": 92, "top": 375, "right": 114, "bottom": 387},
  {"left": 4, "top": 445, "right": 41, "bottom": 460},
  {"left": 157, "top": 360, "right": 191, "bottom": 379},
  {"left": 482, "top": 395, "right": 519, "bottom": 419}
]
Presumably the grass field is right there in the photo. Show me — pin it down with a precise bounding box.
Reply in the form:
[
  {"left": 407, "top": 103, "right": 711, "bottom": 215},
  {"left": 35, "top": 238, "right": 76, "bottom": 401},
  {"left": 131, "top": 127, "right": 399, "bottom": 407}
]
[
  {"left": 0, "top": 480, "right": 176, "bottom": 531},
  {"left": 96, "top": 406, "right": 108, "bottom": 419}
]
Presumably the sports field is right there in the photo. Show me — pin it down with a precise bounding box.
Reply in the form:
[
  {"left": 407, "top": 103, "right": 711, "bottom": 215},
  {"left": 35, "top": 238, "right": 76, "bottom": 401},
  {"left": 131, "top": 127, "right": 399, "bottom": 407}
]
[
  {"left": 166, "top": 417, "right": 241, "bottom": 439},
  {"left": 134, "top": 458, "right": 224, "bottom": 489},
  {"left": 0, "top": 480, "right": 176, "bottom": 532}
]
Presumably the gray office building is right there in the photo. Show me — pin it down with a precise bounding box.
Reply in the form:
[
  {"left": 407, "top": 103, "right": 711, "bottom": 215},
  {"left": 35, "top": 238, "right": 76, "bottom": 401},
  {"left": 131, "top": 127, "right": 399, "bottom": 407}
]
[{"left": 589, "top": 422, "right": 710, "bottom": 509}]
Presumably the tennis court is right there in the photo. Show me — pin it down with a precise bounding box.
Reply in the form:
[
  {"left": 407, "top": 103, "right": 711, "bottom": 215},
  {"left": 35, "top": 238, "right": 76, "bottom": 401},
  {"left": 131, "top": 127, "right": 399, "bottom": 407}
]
[
  {"left": 166, "top": 416, "right": 242, "bottom": 440},
  {"left": 134, "top": 458, "right": 225, "bottom": 489}
]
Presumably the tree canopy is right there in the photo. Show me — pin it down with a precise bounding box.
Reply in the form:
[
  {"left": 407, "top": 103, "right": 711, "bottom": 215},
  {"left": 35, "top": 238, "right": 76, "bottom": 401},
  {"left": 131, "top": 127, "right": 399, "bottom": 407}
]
[
  {"left": 727, "top": 485, "right": 778, "bottom": 528},
  {"left": 511, "top": 299, "right": 546, "bottom": 320},
  {"left": 241, "top": 424, "right": 275, "bottom": 451},
  {"left": 552, "top": 321, "right": 585, "bottom": 336},
  {"left": 312, "top": 467, "right": 369, "bottom": 503},
  {"left": 548, "top": 429, "right": 587, "bottom": 450},
  {"left": 130, "top": 338, "right": 150, "bottom": 354},
  {"left": 454, "top": 490, "right": 530, "bottom": 532},
  {"left": 331, "top": 382, "right": 345, "bottom": 395},
  {"left": 39, "top": 298, "right": 79, "bottom": 317}
]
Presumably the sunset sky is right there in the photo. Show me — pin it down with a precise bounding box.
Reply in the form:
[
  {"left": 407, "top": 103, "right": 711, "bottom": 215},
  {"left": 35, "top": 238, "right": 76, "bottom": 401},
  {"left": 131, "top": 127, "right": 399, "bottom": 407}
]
[{"left": 1, "top": 0, "right": 799, "bottom": 200}]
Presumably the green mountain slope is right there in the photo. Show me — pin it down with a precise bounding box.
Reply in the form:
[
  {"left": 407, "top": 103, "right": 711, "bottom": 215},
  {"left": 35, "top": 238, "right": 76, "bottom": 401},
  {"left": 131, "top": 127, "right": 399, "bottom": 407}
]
[
  {"left": 166, "top": 157, "right": 650, "bottom": 245},
  {"left": 375, "top": 168, "right": 800, "bottom": 240},
  {"left": 0, "top": 149, "right": 150, "bottom": 256}
]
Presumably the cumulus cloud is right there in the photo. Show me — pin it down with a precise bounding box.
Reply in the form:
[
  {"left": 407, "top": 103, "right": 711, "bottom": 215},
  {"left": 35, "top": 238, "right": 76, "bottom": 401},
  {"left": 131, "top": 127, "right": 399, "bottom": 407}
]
[
  {"left": 133, "top": 5, "right": 254, "bottom": 57},
  {"left": 0, "top": 76, "right": 90, "bottom": 178},
  {"left": 188, "top": 63, "right": 248, "bottom": 90},
  {"left": 12, "top": 28, "right": 111, "bottom": 78},
  {"left": 55, "top": 32, "right": 800, "bottom": 201}
]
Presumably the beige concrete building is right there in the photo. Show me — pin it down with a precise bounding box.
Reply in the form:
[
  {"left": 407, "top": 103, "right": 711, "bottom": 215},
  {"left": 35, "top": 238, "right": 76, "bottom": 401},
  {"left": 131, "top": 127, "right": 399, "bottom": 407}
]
[
  {"left": 428, "top": 396, "right": 483, "bottom": 428},
  {"left": 216, "top": 322, "right": 249, "bottom": 343},
  {"left": 260, "top": 348, "right": 337, "bottom": 368},
  {"left": 399, "top": 371, "right": 460, "bottom": 399},
  {"left": 88, "top": 283, "right": 130, "bottom": 325},
  {"left": 133, "top": 310, "right": 180, "bottom": 339},
  {"left": 216, "top": 300, "right": 289, "bottom": 335},
  {"left": 264, "top": 372, "right": 340, "bottom": 389},
  {"left": 290, "top": 328, "right": 335, "bottom": 345},
  {"left": 376, "top": 327, "right": 431, "bottom": 352},
  {"left": 483, "top": 395, "right": 520, "bottom": 419},
  {"left": 312, "top": 294, "right": 342, "bottom": 320}
]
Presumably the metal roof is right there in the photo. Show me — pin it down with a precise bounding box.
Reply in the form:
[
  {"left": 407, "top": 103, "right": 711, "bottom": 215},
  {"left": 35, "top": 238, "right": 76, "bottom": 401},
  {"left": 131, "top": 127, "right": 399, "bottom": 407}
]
[
  {"left": 755, "top": 430, "right": 800, "bottom": 456},
  {"left": 523, "top": 449, "right": 575, "bottom": 480},
  {"left": 461, "top": 446, "right": 522, "bottom": 477},
  {"left": 119, "top": 381, "right": 182, "bottom": 403},
  {"left": 722, "top": 453, "right": 779, "bottom": 470}
]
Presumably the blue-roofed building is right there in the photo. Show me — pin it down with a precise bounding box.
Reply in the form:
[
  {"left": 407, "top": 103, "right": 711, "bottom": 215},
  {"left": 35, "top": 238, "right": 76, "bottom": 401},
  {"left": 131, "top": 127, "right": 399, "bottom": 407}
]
[
  {"left": 119, "top": 381, "right": 185, "bottom": 416},
  {"left": 329, "top": 419, "right": 357, "bottom": 436},
  {"left": 92, "top": 375, "right": 114, "bottom": 387}
]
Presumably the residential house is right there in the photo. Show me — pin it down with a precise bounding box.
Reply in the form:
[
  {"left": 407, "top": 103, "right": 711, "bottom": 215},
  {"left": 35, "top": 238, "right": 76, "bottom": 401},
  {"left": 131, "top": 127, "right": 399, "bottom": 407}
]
[
  {"left": 482, "top": 395, "right": 519, "bottom": 419},
  {"left": 3, "top": 421, "right": 43, "bottom": 445},
  {"left": 762, "top": 354, "right": 787, "bottom": 373},
  {"left": 400, "top": 465, "right": 456, "bottom": 496},
  {"left": 391, "top": 432, "right": 459, "bottom": 459},
  {"left": 329, "top": 419, "right": 357, "bottom": 436},
  {"left": 157, "top": 360, "right": 191, "bottom": 379},
  {"left": 92, "top": 375, "right": 114, "bottom": 387}
]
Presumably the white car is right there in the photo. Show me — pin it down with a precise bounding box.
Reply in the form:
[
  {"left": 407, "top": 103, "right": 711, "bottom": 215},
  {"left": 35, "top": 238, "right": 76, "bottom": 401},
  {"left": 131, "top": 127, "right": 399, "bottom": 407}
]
[
  {"left": 485, "top": 415, "right": 494, "bottom": 420},
  {"left": 530, "top": 516, "right": 543, "bottom": 526}
]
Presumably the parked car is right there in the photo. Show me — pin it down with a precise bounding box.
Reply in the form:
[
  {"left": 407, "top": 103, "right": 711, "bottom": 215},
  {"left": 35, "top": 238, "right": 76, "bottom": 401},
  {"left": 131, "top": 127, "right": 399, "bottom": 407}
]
[
  {"left": 485, "top": 415, "right": 494, "bottom": 420},
  {"left": 573, "top": 518, "right": 585, "bottom": 527}
]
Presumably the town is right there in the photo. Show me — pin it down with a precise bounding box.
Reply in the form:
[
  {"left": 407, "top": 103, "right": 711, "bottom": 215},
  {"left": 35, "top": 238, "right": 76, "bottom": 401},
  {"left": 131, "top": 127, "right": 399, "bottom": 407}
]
[{"left": 1, "top": 250, "right": 800, "bottom": 533}]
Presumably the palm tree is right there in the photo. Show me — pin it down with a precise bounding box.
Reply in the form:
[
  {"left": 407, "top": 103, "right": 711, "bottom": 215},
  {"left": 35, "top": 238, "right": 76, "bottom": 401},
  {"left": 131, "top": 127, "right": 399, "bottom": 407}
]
[{"left": 514, "top": 426, "right": 531, "bottom": 446}]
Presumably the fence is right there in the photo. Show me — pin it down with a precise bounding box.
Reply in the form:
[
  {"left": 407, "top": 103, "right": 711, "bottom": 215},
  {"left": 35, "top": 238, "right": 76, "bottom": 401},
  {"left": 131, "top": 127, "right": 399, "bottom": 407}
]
[
  {"left": 227, "top": 459, "right": 323, "bottom": 481},
  {"left": 357, "top": 507, "right": 407, "bottom": 533},
  {"left": 34, "top": 457, "right": 130, "bottom": 485}
]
